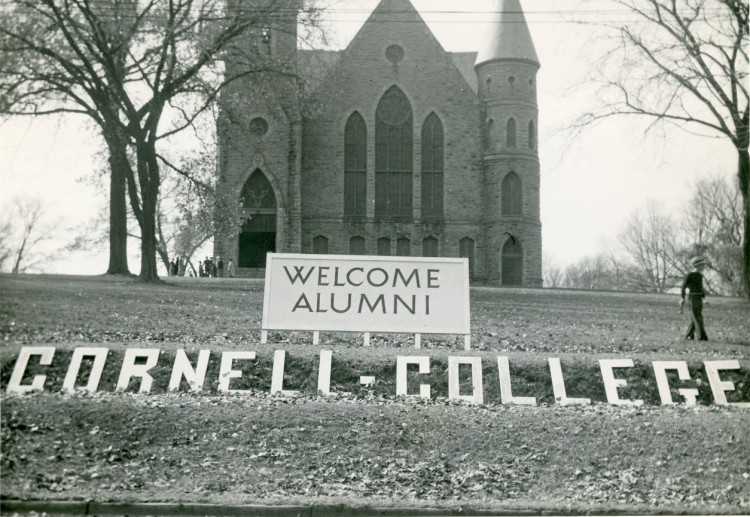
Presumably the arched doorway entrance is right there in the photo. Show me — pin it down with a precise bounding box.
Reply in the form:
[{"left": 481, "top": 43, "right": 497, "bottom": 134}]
[
  {"left": 502, "top": 238, "right": 523, "bottom": 286},
  {"left": 239, "top": 169, "right": 277, "bottom": 268}
]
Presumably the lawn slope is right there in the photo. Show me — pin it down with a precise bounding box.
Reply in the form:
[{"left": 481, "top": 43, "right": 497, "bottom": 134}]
[{"left": 1, "top": 274, "right": 749, "bottom": 514}]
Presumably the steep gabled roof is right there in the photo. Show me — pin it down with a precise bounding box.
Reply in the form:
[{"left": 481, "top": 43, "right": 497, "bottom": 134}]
[{"left": 475, "top": 0, "right": 539, "bottom": 66}]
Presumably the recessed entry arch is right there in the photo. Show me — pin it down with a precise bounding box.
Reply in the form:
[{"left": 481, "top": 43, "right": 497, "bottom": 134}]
[
  {"left": 238, "top": 168, "right": 279, "bottom": 268},
  {"left": 501, "top": 237, "right": 523, "bottom": 286}
]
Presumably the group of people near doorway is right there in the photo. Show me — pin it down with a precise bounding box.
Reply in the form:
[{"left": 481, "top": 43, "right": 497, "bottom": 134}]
[
  {"left": 198, "top": 256, "right": 235, "bottom": 278},
  {"left": 167, "top": 255, "right": 235, "bottom": 278}
]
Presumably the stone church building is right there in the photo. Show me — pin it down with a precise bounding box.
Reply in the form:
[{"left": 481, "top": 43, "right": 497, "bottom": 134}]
[{"left": 216, "top": 0, "right": 542, "bottom": 286}]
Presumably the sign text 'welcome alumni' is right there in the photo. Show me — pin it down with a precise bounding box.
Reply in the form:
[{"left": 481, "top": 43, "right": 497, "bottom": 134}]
[{"left": 261, "top": 254, "right": 470, "bottom": 335}]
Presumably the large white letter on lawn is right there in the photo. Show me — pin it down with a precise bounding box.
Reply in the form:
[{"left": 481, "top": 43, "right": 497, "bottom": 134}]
[
  {"left": 497, "top": 356, "right": 536, "bottom": 405},
  {"left": 218, "top": 351, "right": 256, "bottom": 393},
  {"left": 62, "top": 347, "right": 109, "bottom": 393},
  {"left": 317, "top": 349, "right": 335, "bottom": 395},
  {"left": 704, "top": 360, "right": 750, "bottom": 408},
  {"left": 7, "top": 346, "right": 55, "bottom": 394},
  {"left": 599, "top": 359, "right": 643, "bottom": 406},
  {"left": 271, "top": 350, "right": 300, "bottom": 396},
  {"left": 116, "top": 349, "right": 160, "bottom": 393},
  {"left": 549, "top": 358, "right": 590, "bottom": 406},
  {"left": 169, "top": 350, "right": 210, "bottom": 392},
  {"left": 448, "top": 356, "right": 483, "bottom": 404},
  {"left": 652, "top": 361, "right": 698, "bottom": 406},
  {"left": 396, "top": 356, "right": 431, "bottom": 399}
]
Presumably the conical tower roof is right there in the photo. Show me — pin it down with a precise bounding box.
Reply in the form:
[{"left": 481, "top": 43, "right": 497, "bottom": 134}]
[{"left": 475, "top": 0, "right": 539, "bottom": 67}]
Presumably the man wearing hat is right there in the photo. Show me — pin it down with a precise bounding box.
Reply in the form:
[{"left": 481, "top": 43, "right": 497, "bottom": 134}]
[{"left": 680, "top": 256, "right": 708, "bottom": 341}]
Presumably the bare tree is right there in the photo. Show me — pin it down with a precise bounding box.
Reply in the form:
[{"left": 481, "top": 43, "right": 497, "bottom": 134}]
[
  {"left": 1, "top": 198, "right": 59, "bottom": 274},
  {"left": 576, "top": 0, "right": 749, "bottom": 297},
  {"left": 563, "top": 254, "right": 619, "bottom": 290},
  {"left": 684, "top": 174, "right": 744, "bottom": 295},
  {"left": 543, "top": 255, "right": 564, "bottom": 288},
  {"left": 0, "top": 219, "right": 14, "bottom": 271},
  {"left": 618, "top": 201, "right": 683, "bottom": 292},
  {"left": 0, "top": 0, "right": 322, "bottom": 281}
]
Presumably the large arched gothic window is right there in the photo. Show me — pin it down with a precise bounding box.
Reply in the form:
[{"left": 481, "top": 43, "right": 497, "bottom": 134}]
[
  {"left": 502, "top": 238, "right": 523, "bottom": 286},
  {"left": 375, "top": 86, "right": 413, "bottom": 220},
  {"left": 344, "top": 112, "right": 367, "bottom": 217},
  {"left": 506, "top": 117, "right": 517, "bottom": 148},
  {"left": 421, "top": 112, "right": 444, "bottom": 220},
  {"left": 501, "top": 172, "right": 522, "bottom": 215}
]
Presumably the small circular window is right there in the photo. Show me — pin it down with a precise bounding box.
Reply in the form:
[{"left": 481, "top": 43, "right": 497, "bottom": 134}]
[
  {"left": 508, "top": 76, "right": 516, "bottom": 84},
  {"left": 386, "top": 44, "right": 404, "bottom": 64},
  {"left": 249, "top": 117, "right": 268, "bottom": 137}
]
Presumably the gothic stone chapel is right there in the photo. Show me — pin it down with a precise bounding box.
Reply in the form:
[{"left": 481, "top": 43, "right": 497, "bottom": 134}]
[{"left": 216, "top": 0, "right": 542, "bottom": 286}]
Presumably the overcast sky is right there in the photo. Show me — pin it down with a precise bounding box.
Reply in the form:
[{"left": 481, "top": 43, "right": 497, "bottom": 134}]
[{"left": 0, "top": 0, "right": 738, "bottom": 275}]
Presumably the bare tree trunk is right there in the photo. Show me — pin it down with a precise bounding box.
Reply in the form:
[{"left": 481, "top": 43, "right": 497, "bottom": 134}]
[
  {"left": 135, "top": 141, "right": 161, "bottom": 282},
  {"left": 738, "top": 105, "right": 750, "bottom": 299},
  {"left": 105, "top": 129, "right": 131, "bottom": 275},
  {"left": 739, "top": 147, "right": 749, "bottom": 299},
  {"left": 11, "top": 235, "right": 28, "bottom": 274},
  {"left": 139, "top": 186, "right": 160, "bottom": 281}
]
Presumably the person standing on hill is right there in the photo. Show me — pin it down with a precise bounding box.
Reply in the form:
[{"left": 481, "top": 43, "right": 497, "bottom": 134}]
[
  {"left": 227, "top": 258, "right": 235, "bottom": 278},
  {"left": 680, "top": 256, "right": 709, "bottom": 341}
]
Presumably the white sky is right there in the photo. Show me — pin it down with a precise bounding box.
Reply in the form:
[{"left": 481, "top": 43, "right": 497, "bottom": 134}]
[{"left": 0, "top": 0, "right": 738, "bottom": 275}]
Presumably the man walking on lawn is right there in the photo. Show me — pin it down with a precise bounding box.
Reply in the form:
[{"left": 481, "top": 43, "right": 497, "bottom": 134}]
[{"left": 680, "top": 256, "right": 709, "bottom": 341}]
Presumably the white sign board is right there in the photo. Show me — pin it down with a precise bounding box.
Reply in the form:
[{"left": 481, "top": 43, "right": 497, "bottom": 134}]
[{"left": 261, "top": 253, "right": 470, "bottom": 335}]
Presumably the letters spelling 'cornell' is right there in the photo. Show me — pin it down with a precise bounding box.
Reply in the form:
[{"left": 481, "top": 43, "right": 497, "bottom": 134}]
[{"left": 262, "top": 253, "right": 470, "bottom": 335}]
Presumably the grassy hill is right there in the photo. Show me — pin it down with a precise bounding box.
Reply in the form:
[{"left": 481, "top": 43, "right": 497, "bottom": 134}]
[{"left": 1, "top": 274, "right": 749, "bottom": 514}]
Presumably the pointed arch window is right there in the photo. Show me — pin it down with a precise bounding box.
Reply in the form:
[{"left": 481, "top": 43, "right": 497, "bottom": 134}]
[
  {"left": 487, "top": 118, "right": 497, "bottom": 151},
  {"left": 396, "top": 237, "right": 411, "bottom": 256},
  {"left": 312, "top": 235, "right": 329, "bottom": 254},
  {"left": 502, "top": 239, "right": 523, "bottom": 286},
  {"left": 344, "top": 112, "right": 367, "bottom": 217},
  {"left": 241, "top": 169, "right": 276, "bottom": 210},
  {"left": 349, "top": 236, "right": 366, "bottom": 255},
  {"left": 459, "top": 237, "right": 475, "bottom": 277},
  {"left": 501, "top": 172, "right": 522, "bottom": 215},
  {"left": 422, "top": 236, "right": 438, "bottom": 257},
  {"left": 528, "top": 119, "right": 536, "bottom": 150},
  {"left": 421, "top": 112, "right": 444, "bottom": 220},
  {"left": 375, "top": 86, "right": 413, "bottom": 220},
  {"left": 377, "top": 237, "right": 391, "bottom": 256},
  {"left": 506, "top": 117, "right": 517, "bottom": 148}
]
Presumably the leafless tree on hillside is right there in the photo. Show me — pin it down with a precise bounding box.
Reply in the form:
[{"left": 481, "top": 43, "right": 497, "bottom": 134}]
[
  {"left": 618, "top": 202, "right": 683, "bottom": 293},
  {"left": 574, "top": 0, "right": 749, "bottom": 297},
  {"left": 543, "top": 255, "right": 564, "bottom": 288},
  {"left": 0, "top": 0, "right": 325, "bottom": 281},
  {"left": 684, "top": 175, "right": 744, "bottom": 296},
  {"left": 563, "top": 254, "right": 620, "bottom": 291},
  {"left": 2, "top": 198, "right": 59, "bottom": 274}
]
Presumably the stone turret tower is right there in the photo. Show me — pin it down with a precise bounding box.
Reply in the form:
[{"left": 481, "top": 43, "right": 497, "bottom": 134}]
[
  {"left": 216, "top": 1, "right": 303, "bottom": 271},
  {"left": 475, "top": 0, "right": 542, "bottom": 286}
]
